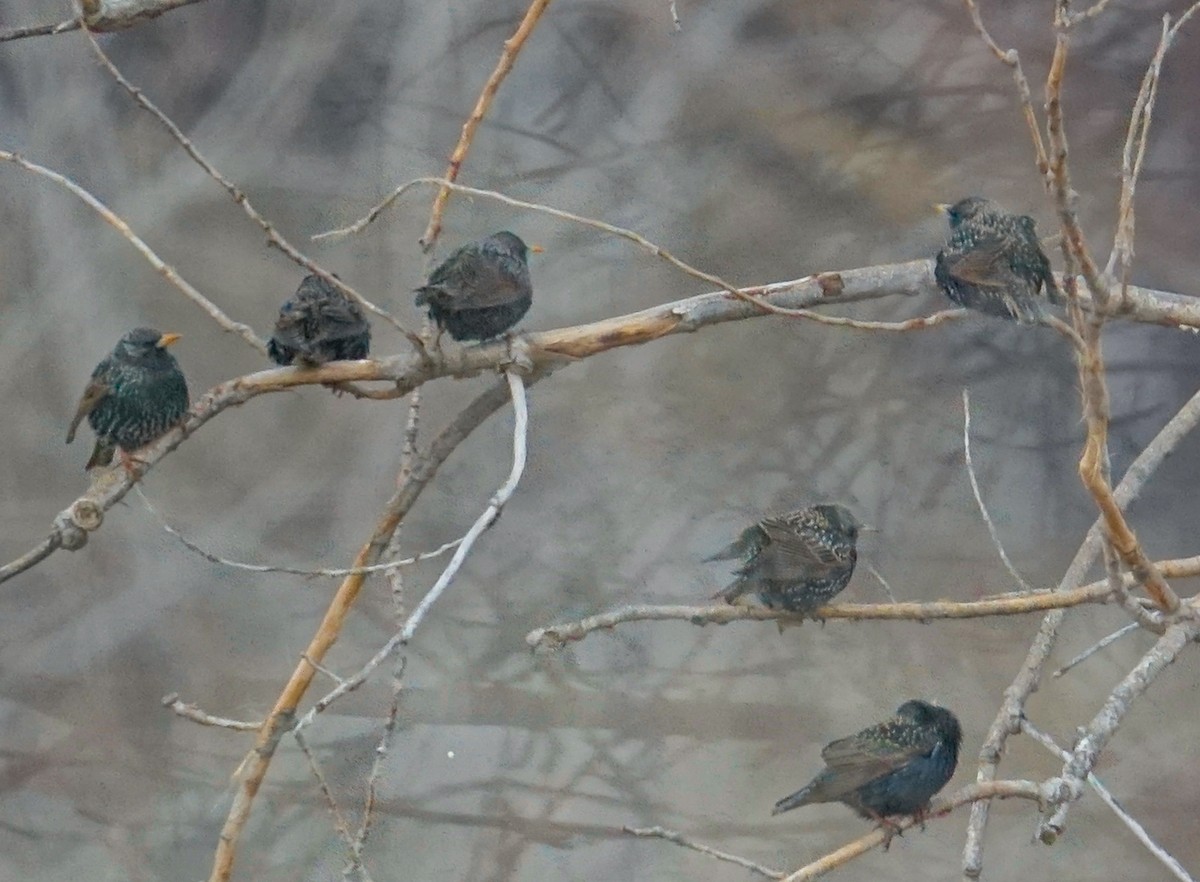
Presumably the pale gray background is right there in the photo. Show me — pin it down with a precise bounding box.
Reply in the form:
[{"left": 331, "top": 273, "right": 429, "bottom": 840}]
[{"left": 1, "top": 1, "right": 1198, "bottom": 880}]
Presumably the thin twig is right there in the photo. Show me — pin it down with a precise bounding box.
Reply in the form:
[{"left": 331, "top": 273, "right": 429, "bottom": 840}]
[
  {"left": 0, "top": 17, "right": 80, "bottom": 41},
  {"left": 0, "top": 150, "right": 264, "bottom": 351},
  {"left": 81, "top": 0, "right": 208, "bottom": 31},
  {"left": 1052, "top": 622, "right": 1140, "bottom": 678},
  {"left": 866, "top": 564, "right": 897, "bottom": 602},
  {"left": 420, "top": 0, "right": 556, "bottom": 248},
  {"left": 963, "top": 389, "right": 1035, "bottom": 592},
  {"left": 623, "top": 826, "right": 784, "bottom": 879},
  {"left": 135, "top": 485, "right": 461, "bottom": 577},
  {"left": 961, "top": 0, "right": 1050, "bottom": 176},
  {"left": 345, "top": 657, "right": 406, "bottom": 879},
  {"left": 161, "top": 694, "right": 261, "bottom": 732},
  {"left": 1020, "top": 719, "right": 1196, "bottom": 882},
  {"left": 293, "top": 728, "right": 357, "bottom": 850},
  {"left": 81, "top": 30, "right": 419, "bottom": 348}
]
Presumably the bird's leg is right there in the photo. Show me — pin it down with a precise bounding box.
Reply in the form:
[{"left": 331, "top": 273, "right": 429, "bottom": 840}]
[
  {"left": 117, "top": 448, "right": 149, "bottom": 476},
  {"left": 500, "top": 335, "right": 534, "bottom": 375},
  {"left": 863, "top": 810, "right": 904, "bottom": 850}
]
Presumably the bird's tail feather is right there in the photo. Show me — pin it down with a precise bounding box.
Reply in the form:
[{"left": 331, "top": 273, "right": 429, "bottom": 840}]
[
  {"left": 712, "top": 577, "right": 750, "bottom": 604},
  {"left": 772, "top": 784, "right": 816, "bottom": 816}
]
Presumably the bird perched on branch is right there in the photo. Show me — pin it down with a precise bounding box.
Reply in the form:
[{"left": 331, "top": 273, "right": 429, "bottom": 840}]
[
  {"left": 772, "top": 700, "right": 962, "bottom": 840},
  {"left": 415, "top": 231, "right": 535, "bottom": 343},
  {"left": 934, "top": 196, "right": 1061, "bottom": 324},
  {"left": 267, "top": 274, "right": 371, "bottom": 366},
  {"left": 706, "top": 504, "right": 864, "bottom": 615},
  {"left": 67, "top": 327, "right": 190, "bottom": 470}
]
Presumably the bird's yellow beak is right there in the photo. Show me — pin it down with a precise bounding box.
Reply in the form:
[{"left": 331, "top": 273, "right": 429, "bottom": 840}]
[
  {"left": 933, "top": 203, "right": 951, "bottom": 215},
  {"left": 529, "top": 244, "right": 545, "bottom": 254},
  {"left": 859, "top": 523, "right": 879, "bottom": 533},
  {"left": 157, "top": 332, "right": 182, "bottom": 348}
]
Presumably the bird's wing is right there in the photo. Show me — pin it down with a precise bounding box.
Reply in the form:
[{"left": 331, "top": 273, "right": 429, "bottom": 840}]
[
  {"left": 753, "top": 514, "right": 844, "bottom": 580},
  {"left": 463, "top": 253, "right": 529, "bottom": 309},
  {"left": 816, "top": 719, "right": 937, "bottom": 798},
  {"left": 314, "top": 297, "right": 369, "bottom": 339},
  {"left": 66, "top": 377, "right": 111, "bottom": 443},
  {"left": 940, "top": 232, "right": 1020, "bottom": 289},
  {"left": 427, "top": 245, "right": 528, "bottom": 311}
]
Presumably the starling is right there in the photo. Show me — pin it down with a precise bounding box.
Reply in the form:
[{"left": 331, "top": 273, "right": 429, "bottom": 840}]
[
  {"left": 772, "top": 700, "right": 962, "bottom": 829},
  {"left": 66, "top": 327, "right": 190, "bottom": 470},
  {"left": 934, "top": 196, "right": 1061, "bottom": 324},
  {"left": 706, "top": 504, "right": 863, "bottom": 615},
  {"left": 415, "top": 231, "right": 534, "bottom": 342},
  {"left": 267, "top": 274, "right": 371, "bottom": 366}
]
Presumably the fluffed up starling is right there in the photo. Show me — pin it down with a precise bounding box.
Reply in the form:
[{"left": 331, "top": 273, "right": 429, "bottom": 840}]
[
  {"left": 66, "top": 327, "right": 190, "bottom": 470},
  {"left": 934, "top": 196, "right": 1061, "bottom": 324},
  {"left": 706, "top": 504, "right": 863, "bottom": 615},
  {"left": 415, "top": 231, "right": 534, "bottom": 343},
  {"left": 772, "top": 700, "right": 962, "bottom": 832},
  {"left": 267, "top": 274, "right": 371, "bottom": 366}
]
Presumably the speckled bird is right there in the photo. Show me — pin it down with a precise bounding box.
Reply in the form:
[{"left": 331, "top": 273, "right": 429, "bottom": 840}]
[
  {"left": 707, "top": 504, "right": 863, "bottom": 615},
  {"left": 415, "top": 231, "right": 534, "bottom": 343},
  {"left": 934, "top": 196, "right": 1061, "bottom": 324},
  {"left": 66, "top": 327, "right": 190, "bottom": 470},
  {"left": 772, "top": 700, "right": 962, "bottom": 832},
  {"left": 267, "top": 274, "right": 371, "bottom": 366}
]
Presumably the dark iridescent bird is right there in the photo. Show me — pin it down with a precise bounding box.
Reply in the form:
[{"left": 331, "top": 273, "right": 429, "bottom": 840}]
[
  {"left": 415, "top": 231, "right": 534, "bottom": 343},
  {"left": 66, "top": 327, "right": 190, "bottom": 470},
  {"left": 706, "top": 504, "right": 863, "bottom": 615},
  {"left": 267, "top": 274, "right": 371, "bottom": 366},
  {"left": 934, "top": 196, "right": 1061, "bottom": 324},
  {"left": 772, "top": 700, "right": 962, "bottom": 836}
]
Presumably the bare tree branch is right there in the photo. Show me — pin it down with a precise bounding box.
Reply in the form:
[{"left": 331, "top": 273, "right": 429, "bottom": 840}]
[
  {"left": 421, "top": 0, "right": 556, "bottom": 248},
  {"left": 964, "top": 382, "right": 1200, "bottom": 879},
  {"left": 525, "top": 567, "right": 1200, "bottom": 650},
  {"left": 80, "top": 29, "right": 420, "bottom": 348},
  {"left": 206, "top": 373, "right": 543, "bottom": 882},
  {"left": 623, "top": 826, "right": 784, "bottom": 879},
  {"left": 0, "top": 150, "right": 264, "bottom": 351},
  {"left": 0, "top": 0, "right": 207, "bottom": 42},
  {"left": 963, "top": 388, "right": 1035, "bottom": 592},
  {"left": 5, "top": 255, "right": 1199, "bottom": 588},
  {"left": 1038, "top": 607, "right": 1200, "bottom": 843},
  {"left": 161, "top": 694, "right": 261, "bottom": 732},
  {"left": 1021, "top": 718, "right": 1196, "bottom": 882},
  {"left": 1052, "top": 623, "right": 1140, "bottom": 678},
  {"left": 782, "top": 780, "right": 1051, "bottom": 882}
]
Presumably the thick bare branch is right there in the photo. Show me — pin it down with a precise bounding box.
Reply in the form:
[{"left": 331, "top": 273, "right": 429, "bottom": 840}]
[
  {"left": 5, "top": 255, "right": 1200, "bottom": 587},
  {"left": 1021, "top": 718, "right": 1196, "bottom": 882},
  {"left": 1038, "top": 609, "right": 1200, "bottom": 843},
  {"left": 782, "top": 780, "right": 1051, "bottom": 882},
  {"left": 525, "top": 573, "right": 1199, "bottom": 650},
  {"left": 964, "top": 382, "right": 1200, "bottom": 878},
  {"left": 207, "top": 373, "right": 542, "bottom": 882}
]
